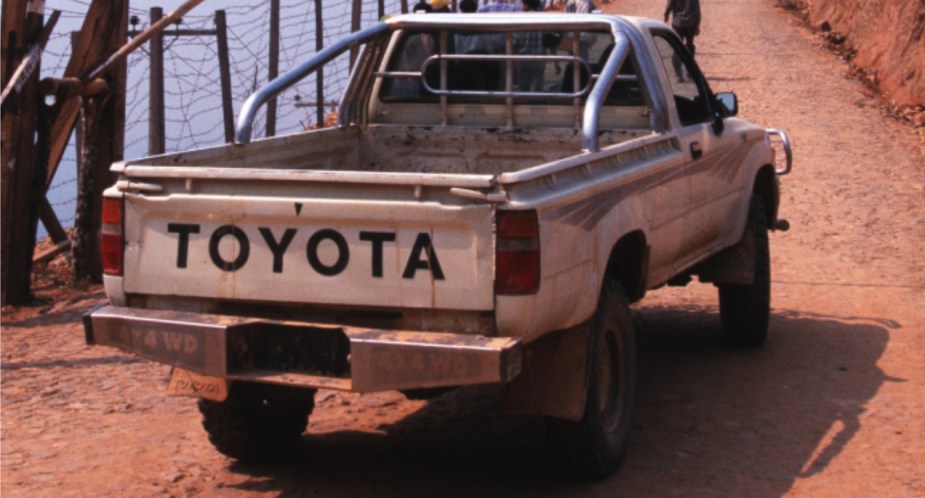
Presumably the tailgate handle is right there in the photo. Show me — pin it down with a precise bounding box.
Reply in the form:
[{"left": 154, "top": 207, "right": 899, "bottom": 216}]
[
  {"left": 449, "top": 187, "right": 508, "bottom": 203},
  {"left": 116, "top": 180, "right": 164, "bottom": 193}
]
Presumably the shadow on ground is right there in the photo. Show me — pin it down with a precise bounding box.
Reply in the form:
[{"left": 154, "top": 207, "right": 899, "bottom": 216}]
[
  {"left": 223, "top": 305, "right": 896, "bottom": 497},
  {"left": 1, "top": 291, "right": 105, "bottom": 329}
]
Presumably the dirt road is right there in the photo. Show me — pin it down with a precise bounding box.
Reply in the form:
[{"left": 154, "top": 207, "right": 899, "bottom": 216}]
[{"left": 3, "top": 0, "right": 924, "bottom": 496}]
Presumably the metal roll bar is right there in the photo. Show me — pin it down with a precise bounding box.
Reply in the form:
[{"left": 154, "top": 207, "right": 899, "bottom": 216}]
[
  {"left": 234, "top": 23, "right": 390, "bottom": 144},
  {"left": 234, "top": 14, "right": 670, "bottom": 151},
  {"left": 414, "top": 54, "right": 593, "bottom": 99}
]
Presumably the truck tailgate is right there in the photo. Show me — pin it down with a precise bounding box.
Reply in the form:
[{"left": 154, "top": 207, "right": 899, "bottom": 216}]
[{"left": 122, "top": 190, "right": 495, "bottom": 310}]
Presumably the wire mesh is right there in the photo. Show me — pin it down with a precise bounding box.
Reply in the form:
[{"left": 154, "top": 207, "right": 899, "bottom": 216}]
[{"left": 39, "top": 0, "right": 404, "bottom": 237}]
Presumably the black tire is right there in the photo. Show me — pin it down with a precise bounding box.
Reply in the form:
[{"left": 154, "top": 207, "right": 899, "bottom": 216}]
[
  {"left": 546, "top": 278, "right": 636, "bottom": 479},
  {"left": 198, "top": 382, "right": 315, "bottom": 461},
  {"left": 718, "top": 194, "right": 771, "bottom": 347}
]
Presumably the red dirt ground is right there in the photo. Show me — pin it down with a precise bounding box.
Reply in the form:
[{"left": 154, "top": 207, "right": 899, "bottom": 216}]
[{"left": 3, "top": 0, "right": 924, "bottom": 496}]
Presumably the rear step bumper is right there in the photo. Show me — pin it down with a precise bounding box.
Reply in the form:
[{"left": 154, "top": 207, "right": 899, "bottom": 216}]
[{"left": 84, "top": 305, "right": 522, "bottom": 392}]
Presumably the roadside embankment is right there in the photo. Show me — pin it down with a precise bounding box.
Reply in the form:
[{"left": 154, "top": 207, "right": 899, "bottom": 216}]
[{"left": 780, "top": 0, "right": 924, "bottom": 111}]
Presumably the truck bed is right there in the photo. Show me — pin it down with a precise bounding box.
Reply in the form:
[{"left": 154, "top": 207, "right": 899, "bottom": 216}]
[{"left": 128, "top": 124, "right": 650, "bottom": 176}]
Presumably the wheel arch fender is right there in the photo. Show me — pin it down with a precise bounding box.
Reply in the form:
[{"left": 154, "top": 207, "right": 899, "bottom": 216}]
[
  {"left": 503, "top": 231, "right": 647, "bottom": 420},
  {"left": 604, "top": 230, "right": 649, "bottom": 304},
  {"left": 695, "top": 171, "right": 776, "bottom": 285},
  {"left": 752, "top": 164, "right": 780, "bottom": 227}
]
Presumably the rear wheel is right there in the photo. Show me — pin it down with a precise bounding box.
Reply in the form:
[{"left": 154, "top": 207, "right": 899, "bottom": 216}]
[
  {"left": 718, "top": 194, "right": 771, "bottom": 347},
  {"left": 546, "top": 278, "right": 636, "bottom": 479},
  {"left": 198, "top": 382, "right": 315, "bottom": 461}
]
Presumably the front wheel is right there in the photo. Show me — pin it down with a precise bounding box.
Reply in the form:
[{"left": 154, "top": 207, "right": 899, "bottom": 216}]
[
  {"left": 718, "top": 194, "right": 771, "bottom": 347},
  {"left": 198, "top": 382, "right": 315, "bottom": 461},
  {"left": 546, "top": 278, "right": 637, "bottom": 479}
]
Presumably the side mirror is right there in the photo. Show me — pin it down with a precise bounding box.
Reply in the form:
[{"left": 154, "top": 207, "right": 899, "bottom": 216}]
[{"left": 715, "top": 92, "right": 738, "bottom": 117}]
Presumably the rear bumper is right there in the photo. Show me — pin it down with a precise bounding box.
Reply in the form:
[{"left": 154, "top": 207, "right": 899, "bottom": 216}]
[{"left": 84, "top": 305, "right": 522, "bottom": 392}]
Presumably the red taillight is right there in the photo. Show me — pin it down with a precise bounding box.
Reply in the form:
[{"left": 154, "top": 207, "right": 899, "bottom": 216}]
[
  {"left": 495, "top": 210, "right": 540, "bottom": 295},
  {"left": 101, "top": 197, "right": 124, "bottom": 276}
]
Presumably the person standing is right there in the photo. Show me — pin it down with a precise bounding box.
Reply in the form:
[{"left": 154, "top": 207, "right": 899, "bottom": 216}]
[
  {"left": 478, "top": 0, "right": 521, "bottom": 13},
  {"left": 565, "top": 0, "right": 596, "bottom": 14},
  {"left": 515, "top": 0, "right": 546, "bottom": 91},
  {"left": 429, "top": 0, "right": 452, "bottom": 12},
  {"left": 412, "top": 0, "right": 433, "bottom": 13},
  {"left": 459, "top": 0, "right": 478, "bottom": 12},
  {"left": 664, "top": 0, "right": 701, "bottom": 56}
]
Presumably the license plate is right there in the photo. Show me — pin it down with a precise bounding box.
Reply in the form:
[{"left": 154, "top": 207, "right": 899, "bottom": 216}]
[{"left": 166, "top": 368, "right": 228, "bottom": 402}]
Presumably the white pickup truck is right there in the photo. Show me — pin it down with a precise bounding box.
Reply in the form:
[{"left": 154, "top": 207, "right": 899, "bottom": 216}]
[{"left": 85, "top": 13, "right": 791, "bottom": 477}]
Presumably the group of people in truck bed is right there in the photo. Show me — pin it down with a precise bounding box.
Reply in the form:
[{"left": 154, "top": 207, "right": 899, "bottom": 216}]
[
  {"left": 411, "top": 0, "right": 594, "bottom": 14},
  {"left": 407, "top": 0, "right": 702, "bottom": 56}
]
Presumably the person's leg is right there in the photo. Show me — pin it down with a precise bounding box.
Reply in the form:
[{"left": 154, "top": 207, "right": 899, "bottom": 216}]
[
  {"left": 674, "top": 26, "right": 695, "bottom": 56},
  {"left": 671, "top": 52, "right": 685, "bottom": 82},
  {"left": 686, "top": 31, "right": 696, "bottom": 57},
  {"left": 670, "top": 25, "right": 690, "bottom": 81}
]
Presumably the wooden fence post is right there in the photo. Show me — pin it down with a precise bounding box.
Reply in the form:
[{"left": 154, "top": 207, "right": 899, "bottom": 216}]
[
  {"left": 148, "top": 6, "right": 165, "bottom": 155},
  {"left": 215, "top": 10, "right": 234, "bottom": 143},
  {"left": 314, "top": 0, "right": 325, "bottom": 127},
  {"left": 267, "top": 0, "right": 280, "bottom": 137},
  {"left": 1, "top": 0, "right": 44, "bottom": 304},
  {"left": 72, "top": 96, "right": 98, "bottom": 280},
  {"left": 71, "top": 0, "right": 128, "bottom": 281},
  {"left": 350, "top": 0, "right": 361, "bottom": 68}
]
